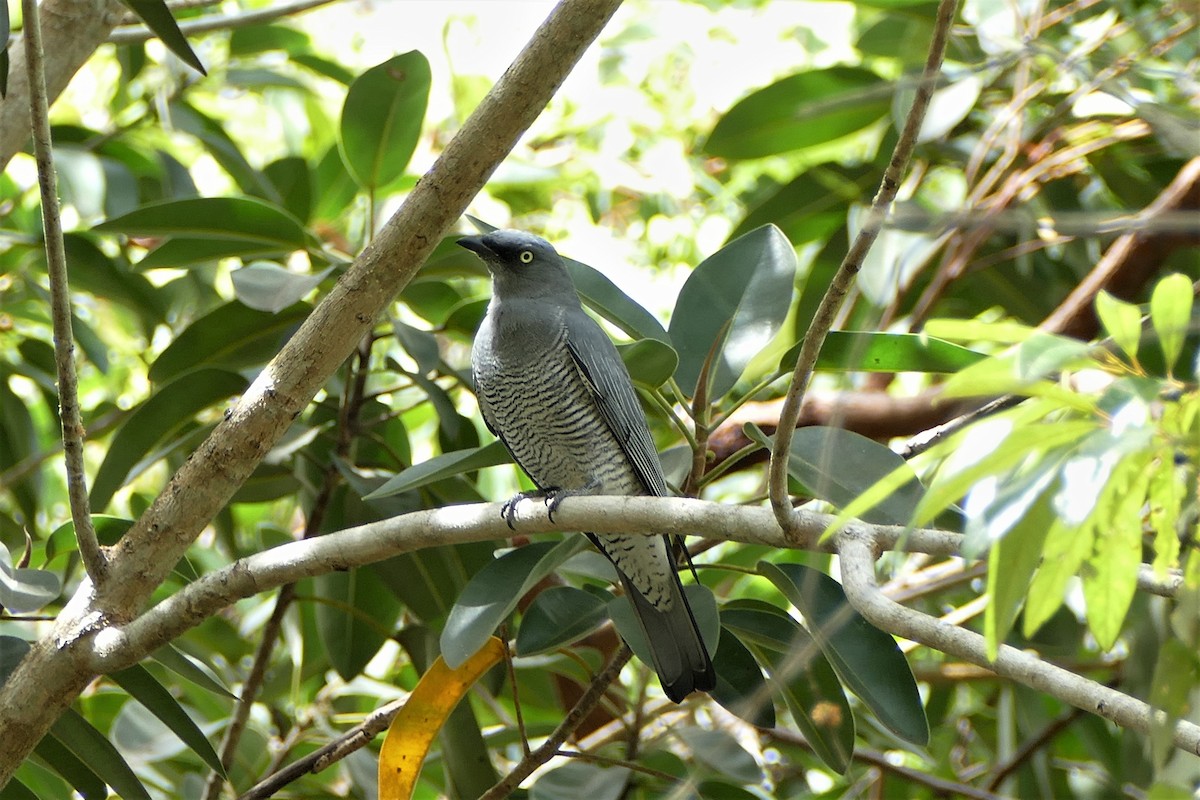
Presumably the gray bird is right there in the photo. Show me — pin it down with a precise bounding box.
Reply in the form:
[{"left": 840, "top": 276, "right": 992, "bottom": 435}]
[{"left": 460, "top": 229, "right": 715, "bottom": 703}]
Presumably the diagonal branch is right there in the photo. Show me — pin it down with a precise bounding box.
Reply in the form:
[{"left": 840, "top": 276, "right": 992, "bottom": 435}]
[{"left": 767, "top": 0, "right": 961, "bottom": 536}]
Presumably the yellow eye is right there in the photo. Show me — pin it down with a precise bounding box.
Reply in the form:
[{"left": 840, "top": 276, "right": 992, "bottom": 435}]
[{"left": 519, "top": 250, "right": 534, "bottom": 264}]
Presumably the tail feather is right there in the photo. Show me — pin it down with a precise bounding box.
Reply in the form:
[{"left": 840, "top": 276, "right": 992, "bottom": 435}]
[{"left": 617, "top": 565, "right": 716, "bottom": 703}]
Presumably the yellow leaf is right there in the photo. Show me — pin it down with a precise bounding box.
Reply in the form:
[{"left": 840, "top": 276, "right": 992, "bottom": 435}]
[{"left": 378, "top": 636, "right": 505, "bottom": 799}]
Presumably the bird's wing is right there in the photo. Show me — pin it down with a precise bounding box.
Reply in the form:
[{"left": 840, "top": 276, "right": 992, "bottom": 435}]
[{"left": 564, "top": 311, "right": 670, "bottom": 497}]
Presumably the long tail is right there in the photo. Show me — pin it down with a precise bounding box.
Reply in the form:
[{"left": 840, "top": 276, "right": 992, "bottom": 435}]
[{"left": 616, "top": 556, "right": 716, "bottom": 703}]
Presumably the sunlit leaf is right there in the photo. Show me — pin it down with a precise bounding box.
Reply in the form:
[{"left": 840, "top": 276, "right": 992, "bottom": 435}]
[
  {"left": 1094, "top": 290, "right": 1143, "bottom": 363},
  {"left": 1149, "top": 273, "right": 1193, "bottom": 373},
  {"left": 340, "top": 51, "right": 431, "bottom": 189},
  {"left": 367, "top": 441, "right": 510, "bottom": 499},
  {"left": 779, "top": 331, "right": 986, "bottom": 374}
]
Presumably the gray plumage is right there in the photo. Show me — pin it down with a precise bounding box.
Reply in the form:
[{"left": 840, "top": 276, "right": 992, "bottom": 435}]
[{"left": 460, "top": 229, "right": 715, "bottom": 703}]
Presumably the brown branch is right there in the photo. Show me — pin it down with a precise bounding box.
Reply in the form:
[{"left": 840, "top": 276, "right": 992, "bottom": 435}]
[
  {"left": 1041, "top": 156, "right": 1200, "bottom": 339},
  {"left": 0, "top": 0, "right": 626, "bottom": 783},
  {"left": 768, "top": 0, "right": 961, "bottom": 537}
]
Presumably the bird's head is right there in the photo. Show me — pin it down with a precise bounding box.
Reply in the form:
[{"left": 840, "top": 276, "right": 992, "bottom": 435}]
[{"left": 458, "top": 229, "right": 578, "bottom": 301}]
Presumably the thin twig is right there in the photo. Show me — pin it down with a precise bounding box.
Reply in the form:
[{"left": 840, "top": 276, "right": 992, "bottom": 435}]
[
  {"left": 986, "top": 706, "right": 1086, "bottom": 790},
  {"left": 237, "top": 697, "right": 406, "bottom": 800},
  {"left": 22, "top": 0, "right": 107, "bottom": 585},
  {"left": 109, "top": 0, "right": 338, "bottom": 44},
  {"left": 479, "top": 645, "right": 633, "bottom": 800},
  {"left": 767, "top": 0, "right": 962, "bottom": 537}
]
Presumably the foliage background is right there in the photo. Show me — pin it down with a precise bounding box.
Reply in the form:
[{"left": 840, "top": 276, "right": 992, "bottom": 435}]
[{"left": 0, "top": 0, "right": 1197, "bottom": 798}]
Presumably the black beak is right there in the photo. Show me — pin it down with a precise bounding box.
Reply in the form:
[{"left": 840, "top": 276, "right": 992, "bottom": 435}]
[{"left": 457, "top": 235, "right": 492, "bottom": 257}]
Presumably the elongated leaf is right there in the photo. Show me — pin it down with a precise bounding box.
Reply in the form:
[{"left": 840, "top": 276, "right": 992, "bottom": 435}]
[
  {"left": 710, "top": 624, "right": 775, "bottom": 728},
  {"left": 670, "top": 224, "right": 796, "bottom": 398},
  {"left": 441, "top": 538, "right": 587, "bottom": 668},
  {"left": 232, "top": 262, "right": 333, "bottom": 313},
  {"left": 50, "top": 708, "right": 151, "bottom": 800},
  {"left": 134, "top": 237, "right": 292, "bottom": 269},
  {"left": 367, "top": 441, "right": 509, "bottom": 499},
  {"left": 730, "top": 165, "right": 874, "bottom": 244},
  {"left": 0, "top": 371, "right": 39, "bottom": 522},
  {"left": 706, "top": 67, "right": 890, "bottom": 158},
  {"left": 315, "top": 564, "right": 405, "bottom": 680},
  {"left": 31, "top": 734, "right": 105, "bottom": 800},
  {"left": 618, "top": 338, "right": 678, "bottom": 388},
  {"left": 531, "top": 762, "right": 631, "bottom": 800},
  {"left": 779, "top": 331, "right": 986, "bottom": 374},
  {"left": 760, "top": 562, "right": 928, "bottom": 746},
  {"left": 745, "top": 424, "right": 924, "bottom": 526},
  {"left": 90, "top": 369, "right": 249, "bottom": 509},
  {"left": 1095, "top": 290, "right": 1143, "bottom": 363},
  {"left": 120, "top": 0, "right": 205, "bottom": 74},
  {"left": 150, "top": 644, "right": 235, "bottom": 698},
  {"left": 516, "top": 586, "right": 607, "bottom": 655},
  {"left": 0, "top": 776, "right": 37, "bottom": 800},
  {"left": 148, "top": 301, "right": 309, "bottom": 383},
  {"left": 1022, "top": 518, "right": 1093, "bottom": 637},
  {"left": 985, "top": 489, "right": 1055, "bottom": 660},
  {"left": 110, "top": 664, "right": 223, "bottom": 773},
  {"left": 721, "top": 602, "right": 853, "bottom": 773},
  {"left": 340, "top": 51, "right": 431, "bottom": 189},
  {"left": 97, "top": 196, "right": 313, "bottom": 250}
]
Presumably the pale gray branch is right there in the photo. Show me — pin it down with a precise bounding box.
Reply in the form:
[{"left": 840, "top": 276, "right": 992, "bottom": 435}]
[{"left": 837, "top": 533, "right": 1200, "bottom": 757}]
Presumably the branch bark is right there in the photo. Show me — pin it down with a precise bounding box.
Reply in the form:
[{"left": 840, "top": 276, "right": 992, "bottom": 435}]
[{"left": 0, "top": 0, "right": 624, "bottom": 782}]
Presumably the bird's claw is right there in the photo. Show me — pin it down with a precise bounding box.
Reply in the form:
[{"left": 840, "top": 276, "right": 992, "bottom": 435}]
[{"left": 501, "top": 490, "right": 549, "bottom": 530}]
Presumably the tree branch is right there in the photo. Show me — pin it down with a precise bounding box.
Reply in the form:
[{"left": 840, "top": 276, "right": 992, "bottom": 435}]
[
  {"left": 109, "top": 0, "right": 338, "bottom": 44},
  {"left": 0, "top": 0, "right": 625, "bottom": 782},
  {"left": 21, "top": 0, "right": 108, "bottom": 586},
  {"left": 768, "top": 0, "right": 961, "bottom": 536},
  {"left": 836, "top": 532, "right": 1200, "bottom": 756}
]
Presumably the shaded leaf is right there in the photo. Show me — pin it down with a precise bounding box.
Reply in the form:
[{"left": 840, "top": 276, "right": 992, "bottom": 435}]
[
  {"left": 618, "top": 338, "right": 679, "bottom": 388},
  {"left": 110, "top": 664, "right": 223, "bottom": 773},
  {"left": 516, "top": 586, "right": 607, "bottom": 656},
  {"left": 366, "top": 441, "right": 509, "bottom": 499},
  {"left": 0, "top": 540, "right": 61, "bottom": 613},
  {"left": 676, "top": 726, "right": 761, "bottom": 783},
  {"left": 531, "top": 762, "right": 630, "bottom": 800},
  {"left": 97, "top": 196, "right": 314, "bottom": 251},
  {"left": 149, "top": 644, "right": 235, "bottom": 699},
  {"left": 710, "top": 625, "right": 775, "bottom": 728},
  {"left": 50, "top": 708, "right": 151, "bottom": 799},
  {"left": 670, "top": 225, "right": 796, "bottom": 398},
  {"left": 231, "top": 262, "right": 333, "bottom": 313},
  {"left": 315, "top": 565, "right": 404, "bottom": 680},
  {"left": 340, "top": 51, "right": 431, "bottom": 189}
]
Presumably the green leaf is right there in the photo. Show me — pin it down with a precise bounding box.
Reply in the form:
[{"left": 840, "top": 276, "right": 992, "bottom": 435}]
[
  {"left": 1148, "top": 639, "right": 1200, "bottom": 768},
  {"left": 942, "top": 333, "right": 1095, "bottom": 398},
  {"left": 729, "top": 165, "right": 873, "bottom": 245},
  {"left": 675, "top": 727, "right": 762, "bottom": 783},
  {"left": 62, "top": 234, "right": 165, "bottom": 325},
  {"left": 231, "top": 262, "right": 333, "bottom": 313},
  {"left": 720, "top": 602, "right": 853, "bottom": 773},
  {"left": 745, "top": 424, "right": 924, "bottom": 526},
  {"left": 119, "top": 0, "right": 205, "bottom": 75},
  {"left": 149, "top": 644, "right": 235, "bottom": 698},
  {"left": 31, "top": 733, "right": 105, "bottom": 800},
  {"left": 618, "top": 338, "right": 679, "bottom": 388},
  {"left": 710, "top": 625, "right": 775, "bottom": 728},
  {"left": 515, "top": 586, "right": 607, "bottom": 655},
  {"left": 340, "top": 51, "right": 431, "bottom": 189},
  {"left": 706, "top": 67, "right": 890, "bottom": 158},
  {"left": 90, "top": 369, "right": 249, "bottom": 510},
  {"left": 0, "top": 540, "right": 61, "bottom": 613},
  {"left": 0, "top": 776, "right": 38, "bottom": 800},
  {"left": 531, "top": 762, "right": 630, "bottom": 800},
  {"left": 760, "top": 562, "right": 928, "bottom": 746},
  {"left": 1023, "top": 518, "right": 1093, "bottom": 638},
  {"left": 166, "top": 101, "right": 278, "bottom": 200},
  {"left": 97, "top": 196, "right": 314, "bottom": 251},
  {"left": 315, "top": 565, "right": 405, "bottom": 680},
  {"left": 670, "top": 224, "right": 797, "bottom": 398},
  {"left": 50, "top": 707, "right": 151, "bottom": 800},
  {"left": 0, "top": 371, "right": 39, "bottom": 523},
  {"left": 263, "top": 156, "right": 315, "bottom": 223},
  {"left": 609, "top": 583, "right": 720, "bottom": 678},
  {"left": 1095, "top": 290, "right": 1143, "bottom": 363},
  {"left": 228, "top": 24, "right": 312, "bottom": 56},
  {"left": 779, "top": 331, "right": 986, "bottom": 374},
  {"left": 984, "top": 488, "right": 1055, "bottom": 659},
  {"left": 441, "top": 538, "right": 587, "bottom": 668},
  {"left": 148, "top": 301, "right": 310, "bottom": 384},
  {"left": 567, "top": 257, "right": 670, "bottom": 343},
  {"left": 110, "top": 664, "right": 224, "bottom": 773},
  {"left": 367, "top": 441, "right": 510, "bottom": 499},
  {"left": 1149, "top": 273, "right": 1193, "bottom": 373}
]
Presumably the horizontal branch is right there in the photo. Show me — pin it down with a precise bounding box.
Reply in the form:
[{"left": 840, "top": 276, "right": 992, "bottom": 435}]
[{"left": 88, "top": 497, "right": 957, "bottom": 672}]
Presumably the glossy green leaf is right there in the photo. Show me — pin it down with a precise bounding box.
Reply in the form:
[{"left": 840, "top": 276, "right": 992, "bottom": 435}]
[
  {"left": 1095, "top": 290, "right": 1143, "bottom": 363},
  {"left": 609, "top": 583, "right": 720, "bottom": 679},
  {"left": 0, "top": 371, "right": 39, "bottom": 523},
  {"left": 670, "top": 224, "right": 797, "bottom": 398},
  {"left": 1149, "top": 273, "right": 1193, "bottom": 372},
  {"left": 315, "top": 564, "right": 404, "bottom": 680},
  {"left": 231, "top": 262, "right": 333, "bottom": 313},
  {"left": 567, "top": 257, "right": 670, "bottom": 343},
  {"left": 745, "top": 424, "right": 924, "bottom": 526},
  {"left": 50, "top": 707, "right": 151, "bottom": 800},
  {"left": 90, "top": 369, "right": 249, "bottom": 510},
  {"left": 780, "top": 331, "right": 986, "bottom": 374},
  {"left": 134, "top": 237, "right": 291, "bottom": 269},
  {"left": 710, "top": 624, "right": 775, "bottom": 728},
  {"left": 366, "top": 441, "right": 509, "bottom": 499},
  {"left": 760, "top": 562, "right": 928, "bottom": 746},
  {"left": 110, "top": 664, "right": 223, "bottom": 773},
  {"left": 441, "top": 538, "right": 587, "bottom": 668},
  {"left": 730, "top": 165, "right": 872, "bottom": 244},
  {"left": 0, "top": 540, "right": 61, "bottom": 613},
  {"left": 97, "top": 196, "right": 313, "bottom": 251},
  {"left": 263, "top": 156, "right": 314, "bottom": 222},
  {"left": 392, "top": 318, "right": 441, "bottom": 375},
  {"left": 618, "top": 338, "right": 679, "bottom": 388},
  {"left": 720, "top": 602, "right": 853, "bottom": 773},
  {"left": 148, "top": 301, "right": 310, "bottom": 384},
  {"left": 31, "top": 733, "right": 105, "bottom": 800},
  {"left": 61, "top": 234, "right": 165, "bottom": 324},
  {"left": 515, "top": 586, "right": 607, "bottom": 655},
  {"left": 119, "top": 0, "right": 205, "bottom": 74},
  {"left": 675, "top": 727, "right": 762, "bottom": 783},
  {"left": 149, "top": 644, "right": 235, "bottom": 698},
  {"left": 706, "top": 67, "right": 890, "bottom": 158},
  {"left": 228, "top": 24, "right": 312, "bottom": 56},
  {"left": 340, "top": 51, "right": 431, "bottom": 189}
]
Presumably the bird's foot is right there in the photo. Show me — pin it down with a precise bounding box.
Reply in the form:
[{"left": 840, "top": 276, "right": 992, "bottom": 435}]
[
  {"left": 544, "top": 480, "right": 601, "bottom": 523},
  {"left": 501, "top": 490, "right": 544, "bottom": 530}
]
